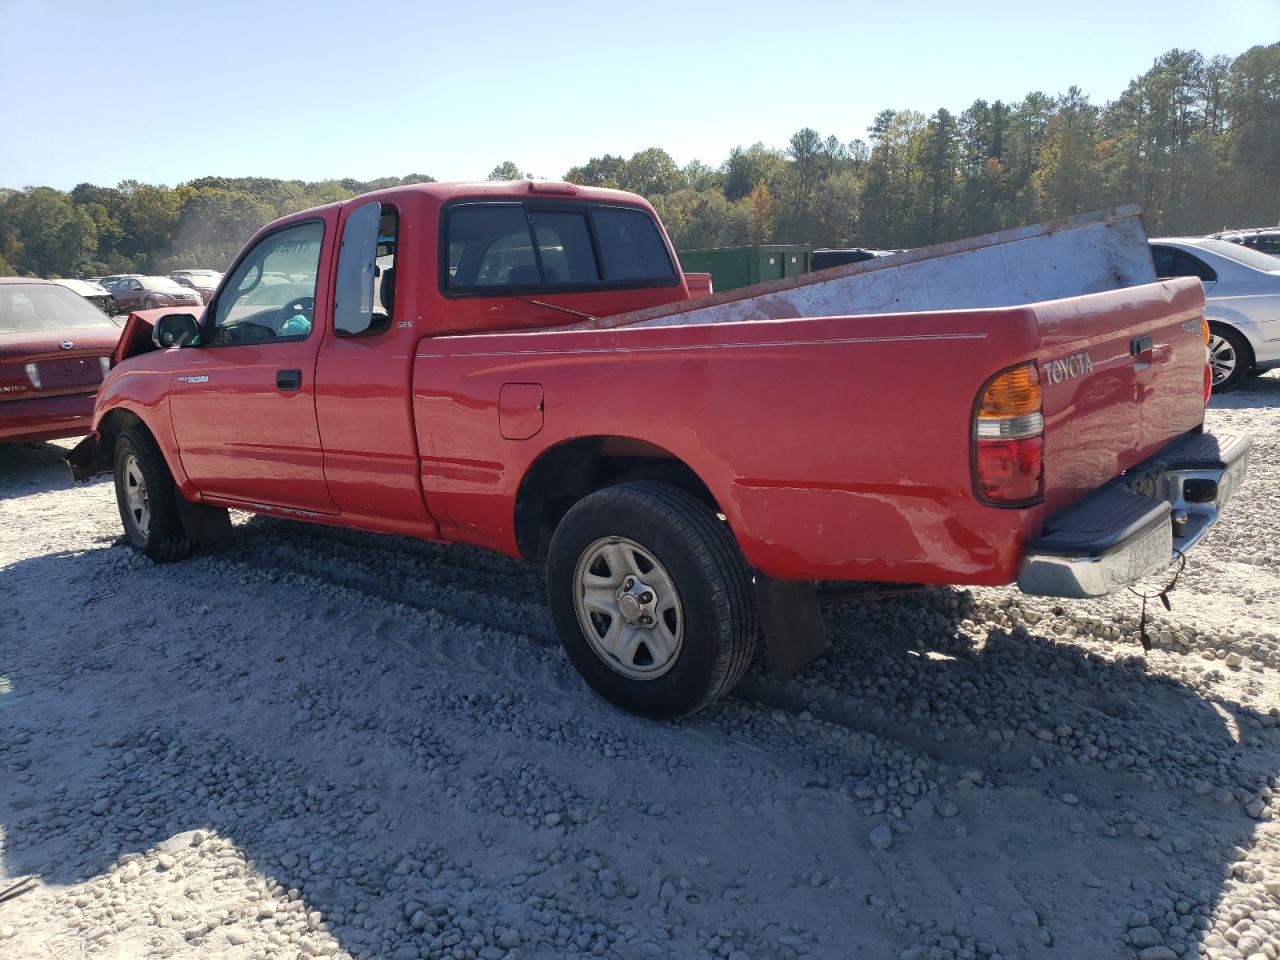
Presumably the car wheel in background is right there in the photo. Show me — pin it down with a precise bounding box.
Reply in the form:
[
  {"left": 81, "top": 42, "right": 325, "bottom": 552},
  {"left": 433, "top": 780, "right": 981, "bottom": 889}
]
[
  {"left": 1208, "top": 324, "right": 1252, "bottom": 393},
  {"left": 113, "top": 426, "right": 193, "bottom": 562},
  {"left": 546, "top": 481, "right": 757, "bottom": 720}
]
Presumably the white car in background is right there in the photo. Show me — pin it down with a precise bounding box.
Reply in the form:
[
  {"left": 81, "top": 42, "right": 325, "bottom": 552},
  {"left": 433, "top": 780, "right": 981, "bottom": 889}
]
[{"left": 1149, "top": 238, "right": 1280, "bottom": 392}]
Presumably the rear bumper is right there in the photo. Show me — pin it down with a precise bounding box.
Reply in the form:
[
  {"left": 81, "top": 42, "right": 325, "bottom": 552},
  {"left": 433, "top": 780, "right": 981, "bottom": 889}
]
[
  {"left": 1017, "top": 429, "right": 1250, "bottom": 598},
  {"left": 0, "top": 392, "right": 96, "bottom": 444}
]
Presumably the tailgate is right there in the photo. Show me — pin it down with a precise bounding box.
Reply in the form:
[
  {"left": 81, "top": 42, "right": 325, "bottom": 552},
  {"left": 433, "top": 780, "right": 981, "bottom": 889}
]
[{"left": 1033, "top": 278, "right": 1207, "bottom": 515}]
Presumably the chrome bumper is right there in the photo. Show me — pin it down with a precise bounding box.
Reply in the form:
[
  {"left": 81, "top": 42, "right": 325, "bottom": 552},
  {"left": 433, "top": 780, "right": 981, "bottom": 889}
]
[{"left": 1017, "top": 430, "right": 1250, "bottom": 599}]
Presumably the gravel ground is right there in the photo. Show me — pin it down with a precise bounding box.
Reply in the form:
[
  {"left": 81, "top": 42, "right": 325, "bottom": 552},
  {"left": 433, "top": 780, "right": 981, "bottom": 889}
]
[{"left": 1, "top": 375, "right": 1278, "bottom": 960}]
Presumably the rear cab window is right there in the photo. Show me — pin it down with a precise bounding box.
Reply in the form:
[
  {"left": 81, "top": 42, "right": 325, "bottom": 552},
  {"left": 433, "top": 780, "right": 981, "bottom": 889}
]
[{"left": 442, "top": 201, "right": 677, "bottom": 296}]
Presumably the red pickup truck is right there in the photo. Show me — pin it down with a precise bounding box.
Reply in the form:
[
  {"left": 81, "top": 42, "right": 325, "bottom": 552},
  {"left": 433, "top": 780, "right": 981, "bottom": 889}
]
[{"left": 68, "top": 181, "right": 1249, "bottom": 718}]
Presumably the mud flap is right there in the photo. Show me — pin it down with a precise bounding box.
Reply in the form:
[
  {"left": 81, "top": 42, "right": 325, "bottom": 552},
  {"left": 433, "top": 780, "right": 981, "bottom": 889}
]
[
  {"left": 174, "top": 495, "right": 233, "bottom": 547},
  {"left": 65, "top": 434, "right": 108, "bottom": 482},
  {"left": 754, "top": 577, "right": 828, "bottom": 678}
]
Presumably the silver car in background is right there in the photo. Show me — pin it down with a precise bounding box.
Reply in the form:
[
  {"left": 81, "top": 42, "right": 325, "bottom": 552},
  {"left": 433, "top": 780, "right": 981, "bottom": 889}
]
[
  {"left": 50, "top": 278, "right": 119, "bottom": 317},
  {"left": 1149, "top": 238, "right": 1280, "bottom": 392}
]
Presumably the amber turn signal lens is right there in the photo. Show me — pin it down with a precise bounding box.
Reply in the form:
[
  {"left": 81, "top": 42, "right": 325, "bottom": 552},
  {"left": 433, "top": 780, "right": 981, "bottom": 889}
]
[
  {"left": 1201, "top": 316, "right": 1210, "bottom": 346},
  {"left": 977, "top": 363, "right": 1041, "bottom": 419}
]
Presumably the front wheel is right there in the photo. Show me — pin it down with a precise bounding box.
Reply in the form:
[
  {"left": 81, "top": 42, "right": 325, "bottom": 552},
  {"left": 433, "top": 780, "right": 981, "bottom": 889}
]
[
  {"left": 1208, "top": 324, "right": 1252, "bottom": 393},
  {"left": 546, "top": 481, "right": 757, "bottom": 720},
  {"left": 113, "top": 427, "right": 193, "bottom": 562}
]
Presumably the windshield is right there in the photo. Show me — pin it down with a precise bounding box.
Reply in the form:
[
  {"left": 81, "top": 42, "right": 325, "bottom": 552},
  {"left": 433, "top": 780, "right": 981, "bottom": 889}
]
[
  {"left": 1197, "top": 239, "right": 1280, "bottom": 273},
  {"left": 0, "top": 284, "right": 119, "bottom": 335}
]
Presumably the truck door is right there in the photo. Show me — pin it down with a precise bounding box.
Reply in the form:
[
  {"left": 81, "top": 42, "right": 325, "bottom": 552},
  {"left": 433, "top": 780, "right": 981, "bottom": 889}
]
[
  {"left": 167, "top": 218, "right": 338, "bottom": 513},
  {"left": 313, "top": 200, "right": 439, "bottom": 536}
]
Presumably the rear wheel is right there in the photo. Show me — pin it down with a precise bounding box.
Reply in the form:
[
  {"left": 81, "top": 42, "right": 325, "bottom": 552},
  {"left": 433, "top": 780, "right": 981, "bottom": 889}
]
[
  {"left": 1208, "top": 324, "right": 1251, "bottom": 393},
  {"left": 546, "top": 481, "right": 756, "bottom": 719},
  {"left": 113, "top": 427, "right": 193, "bottom": 562}
]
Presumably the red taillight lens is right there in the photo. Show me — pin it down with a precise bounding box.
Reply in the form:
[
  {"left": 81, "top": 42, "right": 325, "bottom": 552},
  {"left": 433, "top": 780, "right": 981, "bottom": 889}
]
[
  {"left": 976, "top": 436, "right": 1044, "bottom": 503},
  {"left": 974, "top": 362, "right": 1044, "bottom": 505}
]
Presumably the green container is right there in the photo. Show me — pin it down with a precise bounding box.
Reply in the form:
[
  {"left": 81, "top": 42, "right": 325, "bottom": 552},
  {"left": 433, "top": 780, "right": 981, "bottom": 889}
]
[{"left": 677, "top": 244, "right": 812, "bottom": 292}]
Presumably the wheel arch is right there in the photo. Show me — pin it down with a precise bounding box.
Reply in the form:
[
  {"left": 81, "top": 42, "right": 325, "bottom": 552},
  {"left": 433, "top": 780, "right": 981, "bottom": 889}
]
[
  {"left": 1207, "top": 320, "right": 1257, "bottom": 387},
  {"left": 514, "top": 435, "right": 723, "bottom": 563},
  {"left": 89, "top": 407, "right": 188, "bottom": 493}
]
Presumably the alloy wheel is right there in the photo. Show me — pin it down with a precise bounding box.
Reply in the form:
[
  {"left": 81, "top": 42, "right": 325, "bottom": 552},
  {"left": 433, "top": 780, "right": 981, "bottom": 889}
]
[{"left": 1208, "top": 333, "right": 1237, "bottom": 387}]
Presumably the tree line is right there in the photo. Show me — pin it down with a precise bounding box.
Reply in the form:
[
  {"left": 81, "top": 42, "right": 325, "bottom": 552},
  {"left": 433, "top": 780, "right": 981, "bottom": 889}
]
[{"left": 1, "top": 43, "right": 1275, "bottom": 279}]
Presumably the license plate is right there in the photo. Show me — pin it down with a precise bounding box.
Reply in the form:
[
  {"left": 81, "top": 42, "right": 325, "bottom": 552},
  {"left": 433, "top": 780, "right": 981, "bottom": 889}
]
[{"left": 38, "top": 358, "right": 102, "bottom": 390}]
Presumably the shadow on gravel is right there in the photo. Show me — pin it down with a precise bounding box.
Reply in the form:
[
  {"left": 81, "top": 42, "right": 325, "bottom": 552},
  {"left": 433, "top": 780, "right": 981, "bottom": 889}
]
[
  {"left": 1212, "top": 370, "right": 1280, "bottom": 410},
  {"left": 0, "top": 440, "right": 103, "bottom": 498},
  {"left": 1, "top": 531, "right": 1277, "bottom": 957}
]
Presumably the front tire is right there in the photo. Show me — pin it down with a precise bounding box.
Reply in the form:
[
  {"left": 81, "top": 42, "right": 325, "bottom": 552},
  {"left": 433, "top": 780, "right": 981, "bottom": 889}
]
[
  {"left": 1209, "top": 324, "right": 1252, "bottom": 393},
  {"left": 113, "top": 427, "right": 193, "bottom": 562},
  {"left": 546, "top": 481, "right": 757, "bottom": 720}
]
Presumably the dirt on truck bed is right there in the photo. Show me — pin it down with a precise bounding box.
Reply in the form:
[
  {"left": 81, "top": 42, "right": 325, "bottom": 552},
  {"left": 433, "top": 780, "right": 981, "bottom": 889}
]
[{"left": 1, "top": 379, "right": 1279, "bottom": 960}]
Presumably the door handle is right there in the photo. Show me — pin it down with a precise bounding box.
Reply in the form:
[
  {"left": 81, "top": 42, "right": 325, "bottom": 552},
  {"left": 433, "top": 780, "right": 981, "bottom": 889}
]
[{"left": 276, "top": 369, "right": 302, "bottom": 391}]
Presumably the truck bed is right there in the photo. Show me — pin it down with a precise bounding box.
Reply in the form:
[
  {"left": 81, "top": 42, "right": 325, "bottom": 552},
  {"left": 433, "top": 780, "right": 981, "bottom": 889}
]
[{"left": 413, "top": 275, "right": 1207, "bottom": 585}]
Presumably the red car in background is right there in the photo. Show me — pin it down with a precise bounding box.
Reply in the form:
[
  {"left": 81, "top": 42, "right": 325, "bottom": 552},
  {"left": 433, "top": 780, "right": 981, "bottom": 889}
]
[
  {"left": 1, "top": 278, "right": 122, "bottom": 443},
  {"left": 111, "top": 276, "right": 204, "bottom": 311}
]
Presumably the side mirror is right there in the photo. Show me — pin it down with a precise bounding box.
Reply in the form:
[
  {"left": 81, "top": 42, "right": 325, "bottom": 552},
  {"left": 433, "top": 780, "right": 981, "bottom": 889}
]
[{"left": 152, "top": 312, "right": 202, "bottom": 349}]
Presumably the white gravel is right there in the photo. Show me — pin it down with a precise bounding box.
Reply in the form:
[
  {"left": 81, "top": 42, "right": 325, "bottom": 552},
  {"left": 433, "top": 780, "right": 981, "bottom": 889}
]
[{"left": 1, "top": 373, "right": 1278, "bottom": 960}]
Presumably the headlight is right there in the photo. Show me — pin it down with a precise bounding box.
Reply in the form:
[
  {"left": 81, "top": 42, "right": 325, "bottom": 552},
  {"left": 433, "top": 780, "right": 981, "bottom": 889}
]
[{"left": 24, "top": 363, "right": 42, "bottom": 388}]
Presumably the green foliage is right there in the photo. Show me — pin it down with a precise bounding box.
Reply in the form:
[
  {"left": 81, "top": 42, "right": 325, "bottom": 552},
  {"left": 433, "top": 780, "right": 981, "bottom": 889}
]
[
  {"left": 2, "top": 44, "right": 1275, "bottom": 279},
  {"left": 487, "top": 161, "right": 525, "bottom": 181},
  {"left": 0, "top": 173, "right": 439, "bottom": 276}
]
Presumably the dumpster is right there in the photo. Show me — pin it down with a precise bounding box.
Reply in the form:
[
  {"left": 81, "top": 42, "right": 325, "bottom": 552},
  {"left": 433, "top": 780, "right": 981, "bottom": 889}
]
[{"left": 677, "top": 244, "right": 812, "bottom": 292}]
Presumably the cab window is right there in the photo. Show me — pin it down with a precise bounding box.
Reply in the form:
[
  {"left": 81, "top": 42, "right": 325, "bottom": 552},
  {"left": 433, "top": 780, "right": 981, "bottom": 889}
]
[
  {"left": 211, "top": 220, "right": 324, "bottom": 345},
  {"left": 442, "top": 201, "right": 676, "bottom": 295}
]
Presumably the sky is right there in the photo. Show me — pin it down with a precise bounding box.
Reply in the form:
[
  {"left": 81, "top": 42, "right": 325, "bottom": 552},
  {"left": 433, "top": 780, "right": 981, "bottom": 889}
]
[{"left": 1, "top": 0, "right": 1276, "bottom": 191}]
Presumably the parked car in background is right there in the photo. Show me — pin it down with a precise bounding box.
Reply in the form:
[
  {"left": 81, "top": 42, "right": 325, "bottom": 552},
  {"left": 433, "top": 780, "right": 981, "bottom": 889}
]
[
  {"left": 100, "top": 274, "right": 143, "bottom": 292},
  {"left": 811, "top": 248, "right": 899, "bottom": 271},
  {"left": 1, "top": 278, "right": 122, "bottom": 443},
  {"left": 111, "top": 276, "right": 205, "bottom": 312},
  {"left": 1208, "top": 227, "right": 1280, "bottom": 256},
  {"left": 173, "top": 272, "right": 221, "bottom": 303},
  {"left": 51, "top": 278, "right": 118, "bottom": 316},
  {"left": 1150, "top": 237, "right": 1280, "bottom": 391}
]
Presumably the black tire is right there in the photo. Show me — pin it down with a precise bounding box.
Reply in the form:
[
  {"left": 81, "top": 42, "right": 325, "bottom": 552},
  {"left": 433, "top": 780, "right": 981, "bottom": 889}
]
[
  {"left": 113, "top": 426, "right": 193, "bottom": 562},
  {"left": 546, "top": 481, "right": 757, "bottom": 720},
  {"left": 105, "top": 296, "right": 117, "bottom": 317},
  {"left": 1209, "top": 324, "right": 1252, "bottom": 394}
]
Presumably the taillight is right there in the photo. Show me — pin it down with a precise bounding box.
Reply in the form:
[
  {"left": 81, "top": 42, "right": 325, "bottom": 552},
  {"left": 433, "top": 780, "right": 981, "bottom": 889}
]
[
  {"left": 1201, "top": 317, "right": 1212, "bottom": 405},
  {"left": 973, "top": 362, "right": 1044, "bottom": 505},
  {"left": 24, "top": 362, "right": 42, "bottom": 389}
]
